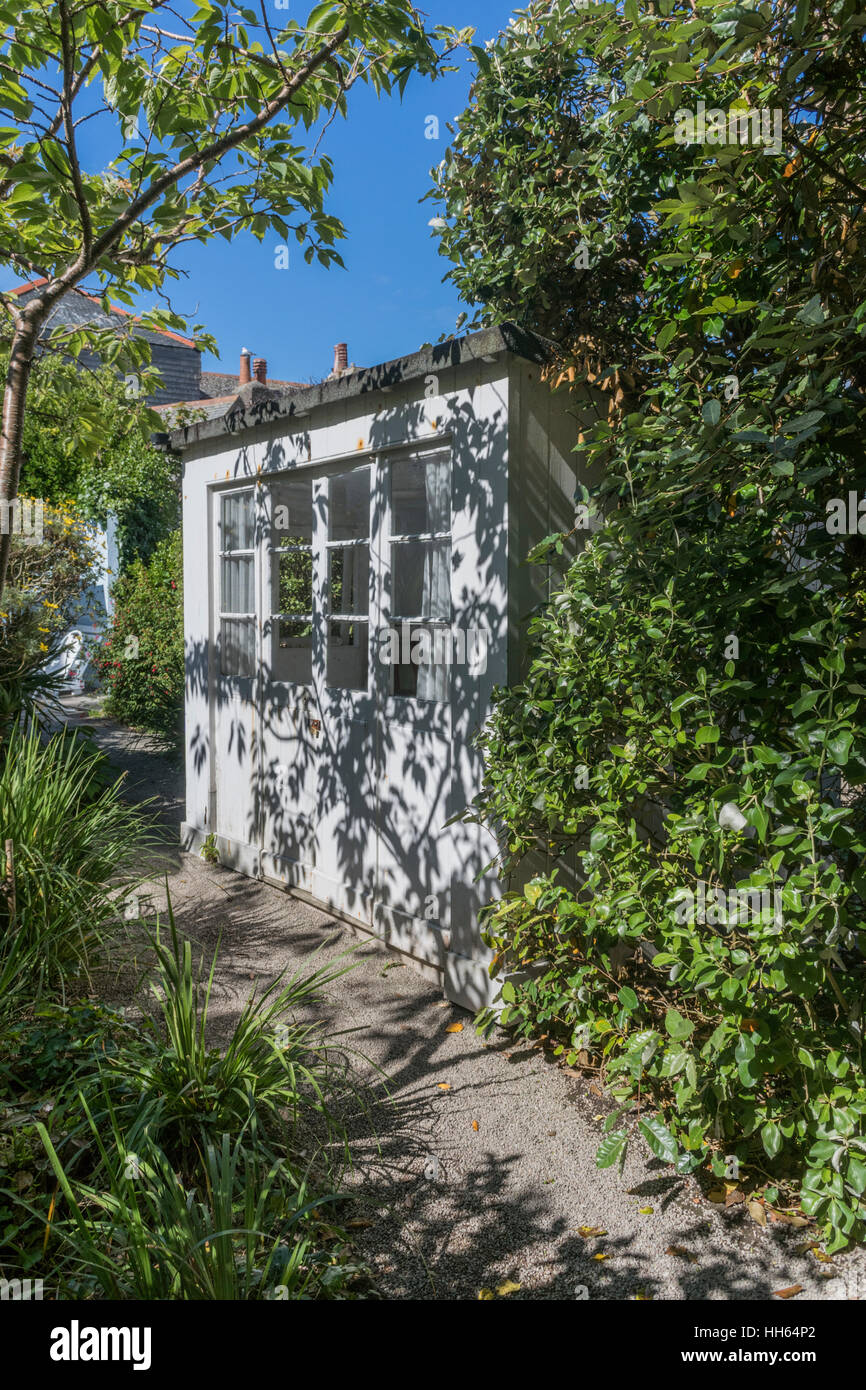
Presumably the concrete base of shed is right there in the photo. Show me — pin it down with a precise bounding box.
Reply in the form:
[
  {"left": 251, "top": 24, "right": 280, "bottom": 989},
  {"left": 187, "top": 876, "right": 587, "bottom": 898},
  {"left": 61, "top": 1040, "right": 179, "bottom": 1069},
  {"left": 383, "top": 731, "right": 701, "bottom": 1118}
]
[{"left": 180, "top": 821, "right": 500, "bottom": 1012}]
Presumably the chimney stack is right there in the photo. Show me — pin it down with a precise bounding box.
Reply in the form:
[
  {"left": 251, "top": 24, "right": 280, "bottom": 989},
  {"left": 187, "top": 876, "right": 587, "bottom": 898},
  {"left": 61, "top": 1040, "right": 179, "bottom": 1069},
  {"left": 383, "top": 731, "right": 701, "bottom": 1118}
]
[
  {"left": 239, "top": 348, "right": 251, "bottom": 385},
  {"left": 253, "top": 357, "right": 267, "bottom": 385},
  {"left": 333, "top": 342, "right": 348, "bottom": 376}
]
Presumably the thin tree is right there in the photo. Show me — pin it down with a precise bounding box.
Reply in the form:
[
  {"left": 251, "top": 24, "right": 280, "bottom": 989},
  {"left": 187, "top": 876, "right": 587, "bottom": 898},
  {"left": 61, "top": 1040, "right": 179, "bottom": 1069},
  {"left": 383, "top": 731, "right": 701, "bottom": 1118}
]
[{"left": 0, "top": 0, "right": 464, "bottom": 593}]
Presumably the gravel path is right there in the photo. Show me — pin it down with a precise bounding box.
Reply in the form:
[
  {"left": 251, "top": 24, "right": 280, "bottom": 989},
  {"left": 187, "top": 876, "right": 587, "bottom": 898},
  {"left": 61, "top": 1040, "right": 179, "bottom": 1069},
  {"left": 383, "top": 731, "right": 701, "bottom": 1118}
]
[{"left": 59, "top": 696, "right": 866, "bottom": 1301}]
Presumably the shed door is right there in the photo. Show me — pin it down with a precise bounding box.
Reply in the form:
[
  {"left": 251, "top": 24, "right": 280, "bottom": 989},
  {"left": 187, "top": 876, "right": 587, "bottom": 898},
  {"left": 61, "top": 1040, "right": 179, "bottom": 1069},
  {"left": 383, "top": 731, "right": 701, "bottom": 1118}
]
[
  {"left": 310, "top": 465, "right": 377, "bottom": 922},
  {"left": 259, "top": 474, "right": 317, "bottom": 889},
  {"left": 374, "top": 446, "right": 453, "bottom": 959},
  {"left": 246, "top": 448, "right": 455, "bottom": 948},
  {"left": 256, "top": 463, "right": 377, "bottom": 916}
]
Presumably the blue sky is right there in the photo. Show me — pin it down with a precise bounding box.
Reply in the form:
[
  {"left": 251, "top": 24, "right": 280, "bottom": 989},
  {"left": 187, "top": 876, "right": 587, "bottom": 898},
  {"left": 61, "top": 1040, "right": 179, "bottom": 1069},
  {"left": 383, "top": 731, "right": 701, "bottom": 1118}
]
[
  {"left": 2, "top": 2, "right": 519, "bottom": 385},
  {"left": 191, "top": 1, "right": 518, "bottom": 381}
]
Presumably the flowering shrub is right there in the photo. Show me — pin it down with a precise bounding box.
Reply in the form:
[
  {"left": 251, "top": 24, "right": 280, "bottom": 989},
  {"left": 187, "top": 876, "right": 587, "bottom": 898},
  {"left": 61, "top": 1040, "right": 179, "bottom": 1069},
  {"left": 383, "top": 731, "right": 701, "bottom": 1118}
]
[{"left": 95, "top": 533, "right": 182, "bottom": 743}]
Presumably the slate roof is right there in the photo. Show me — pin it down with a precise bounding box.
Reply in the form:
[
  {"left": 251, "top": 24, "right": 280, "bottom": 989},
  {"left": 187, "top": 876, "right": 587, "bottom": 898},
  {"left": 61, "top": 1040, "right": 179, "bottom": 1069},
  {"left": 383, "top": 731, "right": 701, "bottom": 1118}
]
[{"left": 7, "top": 279, "right": 198, "bottom": 347}]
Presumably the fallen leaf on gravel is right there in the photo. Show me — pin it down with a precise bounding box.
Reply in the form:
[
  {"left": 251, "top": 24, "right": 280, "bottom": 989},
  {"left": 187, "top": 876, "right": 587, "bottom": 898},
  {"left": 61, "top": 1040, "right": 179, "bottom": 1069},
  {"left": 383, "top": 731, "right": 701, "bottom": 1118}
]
[
  {"left": 589, "top": 1083, "right": 604, "bottom": 1097},
  {"left": 437, "top": 1082, "right": 451, "bottom": 1091},
  {"left": 445, "top": 1022, "right": 464, "bottom": 1033},
  {"left": 634, "top": 1290, "right": 653, "bottom": 1300},
  {"left": 768, "top": 1209, "right": 808, "bottom": 1227},
  {"left": 593, "top": 1114, "right": 605, "bottom": 1121},
  {"left": 667, "top": 1245, "right": 698, "bottom": 1263},
  {"left": 747, "top": 1199, "right": 767, "bottom": 1226},
  {"left": 812, "top": 1249, "right": 834, "bottom": 1264},
  {"left": 638, "top": 1206, "right": 654, "bottom": 1215},
  {"left": 592, "top": 1253, "right": 608, "bottom": 1261},
  {"left": 547, "top": 1130, "right": 557, "bottom": 1137},
  {"left": 707, "top": 1188, "right": 726, "bottom": 1203},
  {"left": 576, "top": 1226, "right": 607, "bottom": 1239},
  {"left": 725, "top": 1188, "right": 745, "bottom": 1207},
  {"left": 477, "top": 1288, "right": 495, "bottom": 1300},
  {"left": 472, "top": 1120, "right": 479, "bottom": 1131},
  {"left": 773, "top": 1284, "right": 803, "bottom": 1300},
  {"left": 496, "top": 1280, "right": 521, "bottom": 1296},
  {"left": 345, "top": 1219, "right": 373, "bottom": 1230}
]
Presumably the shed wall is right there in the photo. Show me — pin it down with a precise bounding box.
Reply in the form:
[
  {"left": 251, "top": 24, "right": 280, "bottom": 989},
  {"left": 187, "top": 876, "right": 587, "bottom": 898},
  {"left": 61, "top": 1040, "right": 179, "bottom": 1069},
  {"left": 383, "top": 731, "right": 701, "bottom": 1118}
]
[{"left": 181, "top": 354, "right": 513, "bottom": 1006}]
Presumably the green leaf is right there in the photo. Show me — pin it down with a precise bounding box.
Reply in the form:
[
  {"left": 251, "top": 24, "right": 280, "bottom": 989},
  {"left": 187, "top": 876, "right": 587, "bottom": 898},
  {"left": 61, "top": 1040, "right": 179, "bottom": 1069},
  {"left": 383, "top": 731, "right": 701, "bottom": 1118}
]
[
  {"left": 761, "top": 1121, "right": 782, "bottom": 1159},
  {"left": 638, "top": 1115, "right": 678, "bottom": 1165},
  {"left": 695, "top": 725, "right": 721, "bottom": 744},
  {"left": 596, "top": 1128, "right": 628, "bottom": 1170},
  {"left": 664, "top": 1009, "right": 695, "bottom": 1040}
]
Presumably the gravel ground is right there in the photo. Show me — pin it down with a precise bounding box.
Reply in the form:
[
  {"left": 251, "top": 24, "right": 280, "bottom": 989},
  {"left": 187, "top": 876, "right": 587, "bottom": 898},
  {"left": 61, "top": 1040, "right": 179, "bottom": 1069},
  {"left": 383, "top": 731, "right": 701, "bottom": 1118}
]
[{"left": 58, "top": 696, "right": 866, "bottom": 1302}]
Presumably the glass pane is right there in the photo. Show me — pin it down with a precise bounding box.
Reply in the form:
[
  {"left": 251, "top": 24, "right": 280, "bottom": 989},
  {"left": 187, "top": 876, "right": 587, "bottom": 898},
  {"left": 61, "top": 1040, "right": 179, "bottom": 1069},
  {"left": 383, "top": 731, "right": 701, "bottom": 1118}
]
[
  {"left": 329, "top": 544, "right": 369, "bottom": 616},
  {"left": 385, "top": 623, "right": 450, "bottom": 702},
  {"left": 392, "top": 453, "right": 450, "bottom": 535},
  {"left": 221, "top": 491, "right": 254, "bottom": 552},
  {"left": 274, "top": 548, "right": 312, "bottom": 614},
  {"left": 221, "top": 555, "right": 254, "bottom": 614},
  {"left": 392, "top": 540, "right": 450, "bottom": 619},
  {"left": 220, "top": 618, "right": 254, "bottom": 677},
  {"left": 270, "top": 476, "right": 312, "bottom": 544},
  {"left": 327, "top": 620, "right": 368, "bottom": 690},
  {"left": 329, "top": 468, "right": 369, "bottom": 541},
  {"left": 272, "top": 618, "right": 312, "bottom": 685}
]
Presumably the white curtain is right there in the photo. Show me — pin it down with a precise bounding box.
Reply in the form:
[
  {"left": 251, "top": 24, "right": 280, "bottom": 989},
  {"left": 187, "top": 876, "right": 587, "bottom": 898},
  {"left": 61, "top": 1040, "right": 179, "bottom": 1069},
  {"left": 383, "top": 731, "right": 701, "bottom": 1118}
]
[{"left": 416, "top": 454, "right": 450, "bottom": 700}]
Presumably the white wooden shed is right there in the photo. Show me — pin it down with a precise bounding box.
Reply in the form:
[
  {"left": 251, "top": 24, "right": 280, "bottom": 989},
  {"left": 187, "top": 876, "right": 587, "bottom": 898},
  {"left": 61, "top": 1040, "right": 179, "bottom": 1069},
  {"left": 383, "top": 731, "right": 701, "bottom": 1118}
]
[{"left": 164, "top": 325, "right": 585, "bottom": 1008}]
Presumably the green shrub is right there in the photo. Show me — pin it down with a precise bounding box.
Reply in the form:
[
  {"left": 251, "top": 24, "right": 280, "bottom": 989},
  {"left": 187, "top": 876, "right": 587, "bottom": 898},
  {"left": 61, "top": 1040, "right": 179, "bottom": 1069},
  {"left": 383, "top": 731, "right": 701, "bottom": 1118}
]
[
  {"left": 438, "top": 0, "right": 866, "bottom": 1254},
  {"left": 474, "top": 524, "right": 866, "bottom": 1252},
  {"left": 0, "top": 908, "right": 370, "bottom": 1300},
  {"left": 37, "top": 1117, "right": 366, "bottom": 1300},
  {"left": 102, "top": 900, "right": 358, "bottom": 1177},
  {"left": 95, "top": 531, "right": 183, "bottom": 743},
  {"left": 0, "top": 724, "right": 150, "bottom": 1021}
]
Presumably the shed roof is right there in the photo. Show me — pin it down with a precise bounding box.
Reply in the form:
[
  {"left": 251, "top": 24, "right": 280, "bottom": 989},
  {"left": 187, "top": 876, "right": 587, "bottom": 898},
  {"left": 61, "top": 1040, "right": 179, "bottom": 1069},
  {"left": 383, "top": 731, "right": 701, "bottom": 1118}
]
[{"left": 158, "top": 323, "right": 555, "bottom": 454}]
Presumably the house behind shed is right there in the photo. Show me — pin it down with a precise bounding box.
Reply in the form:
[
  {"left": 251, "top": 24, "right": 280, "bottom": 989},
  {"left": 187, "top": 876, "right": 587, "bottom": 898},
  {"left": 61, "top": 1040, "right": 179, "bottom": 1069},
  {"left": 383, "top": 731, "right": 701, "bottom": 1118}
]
[{"left": 165, "top": 325, "right": 592, "bottom": 1008}]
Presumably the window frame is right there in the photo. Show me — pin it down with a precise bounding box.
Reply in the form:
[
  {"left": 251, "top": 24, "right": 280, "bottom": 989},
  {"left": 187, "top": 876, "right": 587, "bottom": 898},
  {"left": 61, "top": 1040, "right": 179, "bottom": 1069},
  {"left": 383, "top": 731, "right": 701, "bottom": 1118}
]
[{"left": 216, "top": 485, "right": 257, "bottom": 679}]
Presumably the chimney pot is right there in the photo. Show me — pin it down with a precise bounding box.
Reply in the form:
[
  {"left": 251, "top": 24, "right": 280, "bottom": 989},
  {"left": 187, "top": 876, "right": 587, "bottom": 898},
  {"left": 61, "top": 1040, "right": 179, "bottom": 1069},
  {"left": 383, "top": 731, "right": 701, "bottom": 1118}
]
[
  {"left": 333, "top": 342, "right": 348, "bottom": 376},
  {"left": 239, "top": 349, "right": 251, "bottom": 385},
  {"left": 253, "top": 357, "right": 267, "bottom": 385}
]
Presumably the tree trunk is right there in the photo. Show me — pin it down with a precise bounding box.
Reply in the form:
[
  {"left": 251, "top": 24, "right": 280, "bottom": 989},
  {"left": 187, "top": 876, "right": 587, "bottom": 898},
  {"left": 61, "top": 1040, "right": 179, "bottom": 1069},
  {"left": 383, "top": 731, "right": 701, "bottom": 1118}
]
[{"left": 0, "top": 317, "right": 42, "bottom": 597}]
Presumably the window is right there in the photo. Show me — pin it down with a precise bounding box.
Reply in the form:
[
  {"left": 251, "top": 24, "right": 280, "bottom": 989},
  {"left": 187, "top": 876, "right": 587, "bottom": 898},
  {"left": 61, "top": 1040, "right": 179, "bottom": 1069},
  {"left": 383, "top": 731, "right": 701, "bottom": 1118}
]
[
  {"left": 327, "top": 467, "right": 370, "bottom": 690},
  {"left": 218, "top": 490, "right": 255, "bottom": 677},
  {"left": 269, "top": 476, "right": 312, "bottom": 684},
  {"left": 389, "top": 450, "right": 451, "bottom": 700}
]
